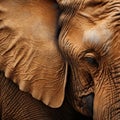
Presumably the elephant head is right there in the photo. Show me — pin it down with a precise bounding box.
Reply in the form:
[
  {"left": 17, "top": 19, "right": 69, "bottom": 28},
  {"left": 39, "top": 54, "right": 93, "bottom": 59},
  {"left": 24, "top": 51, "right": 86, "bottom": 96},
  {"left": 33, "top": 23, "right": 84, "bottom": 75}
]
[
  {"left": 0, "top": 2, "right": 93, "bottom": 118},
  {"left": 0, "top": 0, "right": 120, "bottom": 120},
  {"left": 57, "top": 0, "right": 120, "bottom": 119}
]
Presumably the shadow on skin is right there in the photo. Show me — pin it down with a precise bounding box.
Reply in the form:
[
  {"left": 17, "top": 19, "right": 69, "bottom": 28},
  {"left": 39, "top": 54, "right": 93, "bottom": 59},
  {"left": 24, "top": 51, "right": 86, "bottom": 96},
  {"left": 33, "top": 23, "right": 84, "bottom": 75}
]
[{"left": 0, "top": 71, "right": 93, "bottom": 120}]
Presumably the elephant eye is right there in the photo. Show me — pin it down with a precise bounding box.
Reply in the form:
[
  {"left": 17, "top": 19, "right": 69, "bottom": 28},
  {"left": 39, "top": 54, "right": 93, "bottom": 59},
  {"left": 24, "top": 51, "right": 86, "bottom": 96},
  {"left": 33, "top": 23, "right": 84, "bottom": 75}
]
[{"left": 84, "top": 53, "right": 99, "bottom": 68}]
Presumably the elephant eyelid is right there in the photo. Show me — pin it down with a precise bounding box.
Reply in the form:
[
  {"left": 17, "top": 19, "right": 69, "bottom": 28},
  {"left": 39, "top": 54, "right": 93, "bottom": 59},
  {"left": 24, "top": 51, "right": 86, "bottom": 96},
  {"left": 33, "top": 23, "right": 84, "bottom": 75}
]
[{"left": 84, "top": 53, "right": 99, "bottom": 68}]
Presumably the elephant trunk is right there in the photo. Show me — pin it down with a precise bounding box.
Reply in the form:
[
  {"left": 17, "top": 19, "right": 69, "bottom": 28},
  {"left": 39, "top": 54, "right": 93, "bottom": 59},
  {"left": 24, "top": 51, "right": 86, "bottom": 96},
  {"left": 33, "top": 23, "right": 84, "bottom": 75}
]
[{"left": 94, "top": 78, "right": 120, "bottom": 120}]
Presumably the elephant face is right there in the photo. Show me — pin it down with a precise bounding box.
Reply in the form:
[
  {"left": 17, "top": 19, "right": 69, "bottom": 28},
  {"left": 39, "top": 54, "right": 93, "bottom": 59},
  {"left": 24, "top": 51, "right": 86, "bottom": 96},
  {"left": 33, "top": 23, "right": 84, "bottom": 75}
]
[
  {"left": 57, "top": 0, "right": 120, "bottom": 119},
  {"left": 0, "top": 0, "right": 120, "bottom": 120}
]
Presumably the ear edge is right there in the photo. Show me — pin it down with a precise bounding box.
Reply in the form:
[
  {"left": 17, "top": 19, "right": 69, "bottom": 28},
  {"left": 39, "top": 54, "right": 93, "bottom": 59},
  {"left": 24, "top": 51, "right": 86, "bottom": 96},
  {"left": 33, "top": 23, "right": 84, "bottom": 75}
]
[{"left": 16, "top": 61, "right": 68, "bottom": 108}]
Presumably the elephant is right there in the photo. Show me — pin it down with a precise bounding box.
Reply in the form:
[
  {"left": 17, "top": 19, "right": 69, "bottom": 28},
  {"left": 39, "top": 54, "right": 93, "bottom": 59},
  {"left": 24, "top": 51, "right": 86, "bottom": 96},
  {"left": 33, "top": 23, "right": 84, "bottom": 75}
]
[
  {"left": 56, "top": 0, "right": 120, "bottom": 120},
  {"left": 0, "top": 0, "right": 92, "bottom": 120},
  {"left": 1, "top": 71, "right": 92, "bottom": 120},
  {"left": 0, "top": 0, "right": 119, "bottom": 120}
]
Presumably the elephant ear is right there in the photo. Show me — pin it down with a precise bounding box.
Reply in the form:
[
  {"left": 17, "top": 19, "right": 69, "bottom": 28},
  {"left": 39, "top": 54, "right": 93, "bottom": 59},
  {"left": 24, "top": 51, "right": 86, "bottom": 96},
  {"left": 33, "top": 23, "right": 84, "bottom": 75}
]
[{"left": 0, "top": 0, "right": 67, "bottom": 108}]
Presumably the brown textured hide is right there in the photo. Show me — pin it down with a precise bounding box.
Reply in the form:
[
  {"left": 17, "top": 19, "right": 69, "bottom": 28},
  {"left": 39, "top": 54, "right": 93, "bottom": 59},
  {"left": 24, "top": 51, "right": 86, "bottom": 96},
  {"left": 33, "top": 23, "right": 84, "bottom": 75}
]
[
  {"left": 0, "top": 0, "right": 67, "bottom": 108},
  {"left": 57, "top": 0, "right": 120, "bottom": 119},
  {"left": 0, "top": 72, "right": 92, "bottom": 120}
]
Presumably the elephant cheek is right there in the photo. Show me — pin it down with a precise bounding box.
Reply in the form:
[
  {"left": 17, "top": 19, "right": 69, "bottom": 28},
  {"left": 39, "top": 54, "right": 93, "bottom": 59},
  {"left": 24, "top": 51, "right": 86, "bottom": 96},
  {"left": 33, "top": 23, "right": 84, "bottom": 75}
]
[
  {"left": 93, "top": 89, "right": 110, "bottom": 120},
  {"left": 93, "top": 86, "right": 120, "bottom": 120}
]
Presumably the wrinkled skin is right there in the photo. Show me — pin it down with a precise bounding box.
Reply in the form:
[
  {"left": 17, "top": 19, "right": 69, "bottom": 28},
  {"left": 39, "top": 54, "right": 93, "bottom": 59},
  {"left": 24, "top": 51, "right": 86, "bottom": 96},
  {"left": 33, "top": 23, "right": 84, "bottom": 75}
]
[
  {"left": 0, "top": 0, "right": 66, "bottom": 108},
  {"left": 0, "top": 72, "right": 91, "bottom": 120},
  {"left": 0, "top": 0, "right": 120, "bottom": 120},
  {"left": 0, "top": 0, "right": 92, "bottom": 119},
  {"left": 57, "top": 0, "right": 120, "bottom": 119}
]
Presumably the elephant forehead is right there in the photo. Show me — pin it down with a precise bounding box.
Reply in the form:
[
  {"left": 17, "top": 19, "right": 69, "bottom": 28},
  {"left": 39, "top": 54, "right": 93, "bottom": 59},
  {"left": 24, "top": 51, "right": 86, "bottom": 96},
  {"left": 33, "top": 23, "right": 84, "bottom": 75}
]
[
  {"left": 60, "top": 22, "right": 112, "bottom": 50},
  {"left": 82, "top": 23, "right": 112, "bottom": 45},
  {"left": 83, "top": 29, "right": 101, "bottom": 44}
]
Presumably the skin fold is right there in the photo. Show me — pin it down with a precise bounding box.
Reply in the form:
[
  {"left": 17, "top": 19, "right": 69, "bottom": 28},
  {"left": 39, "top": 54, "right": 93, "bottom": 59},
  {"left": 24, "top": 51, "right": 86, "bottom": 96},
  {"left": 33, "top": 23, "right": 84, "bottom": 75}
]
[
  {"left": 0, "top": 0, "right": 120, "bottom": 120},
  {"left": 0, "top": 71, "right": 92, "bottom": 120},
  {"left": 0, "top": 0, "right": 66, "bottom": 108},
  {"left": 0, "top": 0, "right": 92, "bottom": 119},
  {"left": 57, "top": 0, "right": 120, "bottom": 119}
]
